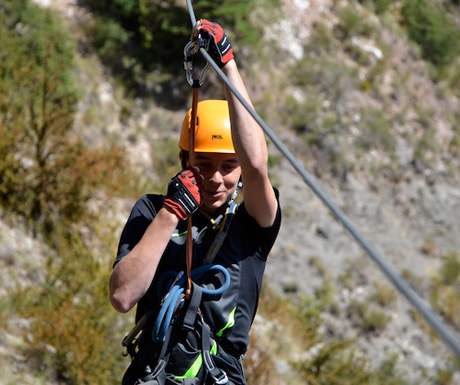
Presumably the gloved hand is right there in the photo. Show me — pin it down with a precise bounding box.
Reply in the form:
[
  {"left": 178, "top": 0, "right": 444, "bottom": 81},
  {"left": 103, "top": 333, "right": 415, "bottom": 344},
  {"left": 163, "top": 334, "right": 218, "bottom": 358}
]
[
  {"left": 199, "top": 19, "right": 234, "bottom": 68},
  {"left": 164, "top": 167, "right": 203, "bottom": 220}
]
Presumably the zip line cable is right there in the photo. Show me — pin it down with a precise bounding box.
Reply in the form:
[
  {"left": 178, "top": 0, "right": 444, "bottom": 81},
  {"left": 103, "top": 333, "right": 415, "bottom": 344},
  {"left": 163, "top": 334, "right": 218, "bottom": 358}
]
[
  {"left": 183, "top": 2, "right": 460, "bottom": 359},
  {"left": 186, "top": 0, "right": 197, "bottom": 27}
]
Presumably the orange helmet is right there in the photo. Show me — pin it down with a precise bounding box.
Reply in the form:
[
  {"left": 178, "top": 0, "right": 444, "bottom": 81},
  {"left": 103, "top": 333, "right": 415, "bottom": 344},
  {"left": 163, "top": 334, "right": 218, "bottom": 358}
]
[{"left": 179, "top": 100, "right": 235, "bottom": 153}]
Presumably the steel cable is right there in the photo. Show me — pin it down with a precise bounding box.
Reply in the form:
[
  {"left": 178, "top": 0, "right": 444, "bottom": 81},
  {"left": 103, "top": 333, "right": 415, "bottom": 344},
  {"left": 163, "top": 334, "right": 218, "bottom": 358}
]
[{"left": 183, "top": 1, "right": 460, "bottom": 359}]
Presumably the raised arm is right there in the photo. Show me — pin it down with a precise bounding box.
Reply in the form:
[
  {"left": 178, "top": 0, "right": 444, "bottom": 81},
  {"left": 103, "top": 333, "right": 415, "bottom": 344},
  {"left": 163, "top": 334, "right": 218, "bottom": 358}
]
[
  {"left": 196, "top": 20, "right": 278, "bottom": 227},
  {"left": 223, "top": 60, "right": 278, "bottom": 227}
]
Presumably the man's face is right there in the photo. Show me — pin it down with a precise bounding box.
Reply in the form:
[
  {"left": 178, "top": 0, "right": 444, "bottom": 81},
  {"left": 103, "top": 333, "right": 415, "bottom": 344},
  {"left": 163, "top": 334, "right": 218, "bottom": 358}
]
[{"left": 192, "top": 152, "right": 241, "bottom": 214}]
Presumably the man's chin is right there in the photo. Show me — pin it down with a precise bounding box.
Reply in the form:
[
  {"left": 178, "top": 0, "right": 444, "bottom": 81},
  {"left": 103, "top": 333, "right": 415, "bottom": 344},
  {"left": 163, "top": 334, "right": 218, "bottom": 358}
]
[{"left": 202, "top": 199, "right": 226, "bottom": 213}]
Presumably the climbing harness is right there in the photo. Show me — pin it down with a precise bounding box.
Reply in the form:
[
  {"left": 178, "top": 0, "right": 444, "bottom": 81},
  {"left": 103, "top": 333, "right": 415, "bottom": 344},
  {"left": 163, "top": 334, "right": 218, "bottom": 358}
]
[
  {"left": 122, "top": 267, "right": 231, "bottom": 385},
  {"left": 122, "top": 199, "right": 238, "bottom": 383},
  {"left": 152, "top": 265, "right": 231, "bottom": 343},
  {"left": 123, "top": 202, "right": 237, "bottom": 351},
  {"left": 127, "top": 281, "right": 229, "bottom": 385}
]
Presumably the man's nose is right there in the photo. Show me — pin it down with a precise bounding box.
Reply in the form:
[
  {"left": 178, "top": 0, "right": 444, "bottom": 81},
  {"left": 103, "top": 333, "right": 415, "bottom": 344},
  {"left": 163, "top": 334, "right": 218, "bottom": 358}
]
[{"left": 209, "top": 169, "right": 223, "bottom": 183}]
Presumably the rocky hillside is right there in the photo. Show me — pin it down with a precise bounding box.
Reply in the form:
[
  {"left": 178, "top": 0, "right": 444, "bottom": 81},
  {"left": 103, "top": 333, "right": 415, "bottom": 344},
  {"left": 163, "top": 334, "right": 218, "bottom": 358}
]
[
  {"left": 265, "top": 0, "right": 460, "bottom": 382},
  {"left": 2, "top": 0, "right": 460, "bottom": 384}
]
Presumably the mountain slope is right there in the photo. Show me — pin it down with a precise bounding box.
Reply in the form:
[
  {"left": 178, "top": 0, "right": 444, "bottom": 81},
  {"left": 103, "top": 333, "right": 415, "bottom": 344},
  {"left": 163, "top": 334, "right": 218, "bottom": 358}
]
[{"left": 2, "top": 0, "right": 460, "bottom": 384}]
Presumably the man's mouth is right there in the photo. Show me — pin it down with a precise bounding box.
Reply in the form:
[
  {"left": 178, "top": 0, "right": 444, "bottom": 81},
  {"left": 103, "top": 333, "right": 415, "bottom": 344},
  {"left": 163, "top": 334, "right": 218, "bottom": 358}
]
[{"left": 205, "top": 190, "right": 224, "bottom": 199}]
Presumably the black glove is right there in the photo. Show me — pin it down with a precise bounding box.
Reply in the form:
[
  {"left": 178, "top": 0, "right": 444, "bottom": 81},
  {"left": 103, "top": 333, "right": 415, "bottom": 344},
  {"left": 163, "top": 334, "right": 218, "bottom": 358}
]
[
  {"left": 200, "top": 19, "right": 234, "bottom": 68},
  {"left": 164, "top": 167, "right": 203, "bottom": 220}
]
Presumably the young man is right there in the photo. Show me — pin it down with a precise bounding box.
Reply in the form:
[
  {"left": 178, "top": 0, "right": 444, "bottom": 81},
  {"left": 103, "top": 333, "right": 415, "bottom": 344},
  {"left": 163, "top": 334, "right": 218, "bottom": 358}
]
[{"left": 110, "top": 20, "right": 281, "bottom": 385}]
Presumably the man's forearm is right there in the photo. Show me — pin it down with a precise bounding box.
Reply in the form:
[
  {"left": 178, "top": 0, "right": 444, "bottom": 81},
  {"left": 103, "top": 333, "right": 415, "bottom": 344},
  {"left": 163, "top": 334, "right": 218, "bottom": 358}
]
[
  {"left": 223, "top": 60, "right": 269, "bottom": 174},
  {"left": 109, "top": 207, "right": 179, "bottom": 313}
]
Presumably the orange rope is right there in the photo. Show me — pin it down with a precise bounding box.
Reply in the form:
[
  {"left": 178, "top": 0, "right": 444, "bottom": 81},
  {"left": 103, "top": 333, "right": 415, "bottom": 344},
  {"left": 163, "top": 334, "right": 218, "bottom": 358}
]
[{"left": 185, "top": 84, "right": 200, "bottom": 300}]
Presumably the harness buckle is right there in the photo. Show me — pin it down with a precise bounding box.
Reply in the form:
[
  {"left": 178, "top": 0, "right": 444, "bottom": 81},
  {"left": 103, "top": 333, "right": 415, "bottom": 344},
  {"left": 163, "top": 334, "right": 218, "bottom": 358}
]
[
  {"left": 214, "top": 372, "right": 228, "bottom": 385},
  {"left": 183, "top": 36, "right": 210, "bottom": 87}
]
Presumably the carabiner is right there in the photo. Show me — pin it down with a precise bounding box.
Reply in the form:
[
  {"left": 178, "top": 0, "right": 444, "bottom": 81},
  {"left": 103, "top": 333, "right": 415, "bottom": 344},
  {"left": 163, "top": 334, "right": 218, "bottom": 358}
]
[{"left": 184, "top": 36, "right": 210, "bottom": 87}]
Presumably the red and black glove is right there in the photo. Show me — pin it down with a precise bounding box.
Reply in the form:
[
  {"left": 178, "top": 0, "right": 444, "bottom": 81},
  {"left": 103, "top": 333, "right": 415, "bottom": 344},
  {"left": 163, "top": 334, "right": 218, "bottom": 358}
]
[
  {"left": 200, "top": 19, "right": 234, "bottom": 68},
  {"left": 164, "top": 167, "right": 203, "bottom": 220}
]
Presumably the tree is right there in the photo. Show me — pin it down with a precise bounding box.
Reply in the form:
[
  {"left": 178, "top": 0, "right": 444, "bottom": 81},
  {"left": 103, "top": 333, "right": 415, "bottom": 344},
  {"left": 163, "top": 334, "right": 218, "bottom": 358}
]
[
  {"left": 401, "top": 0, "right": 460, "bottom": 66},
  {"left": 0, "top": 0, "right": 125, "bottom": 236}
]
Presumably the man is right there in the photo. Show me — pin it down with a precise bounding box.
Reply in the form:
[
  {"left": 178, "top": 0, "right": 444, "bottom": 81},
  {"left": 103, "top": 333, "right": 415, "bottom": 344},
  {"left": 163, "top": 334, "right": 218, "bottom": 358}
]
[{"left": 110, "top": 20, "right": 281, "bottom": 385}]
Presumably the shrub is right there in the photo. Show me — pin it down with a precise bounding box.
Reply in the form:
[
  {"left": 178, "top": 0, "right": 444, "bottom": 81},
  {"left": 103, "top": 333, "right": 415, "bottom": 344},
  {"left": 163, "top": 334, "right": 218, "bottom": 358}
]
[
  {"left": 371, "top": 281, "right": 398, "bottom": 308},
  {"left": 335, "top": 6, "right": 376, "bottom": 39},
  {"left": 401, "top": 0, "right": 460, "bottom": 66},
  {"left": 429, "top": 252, "right": 460, "bottom": 331},
  {"left": 10, "top": 229, "right": 127, "bottom": 385},
  {"left": 357, "top": 107, "right": 396, "bottom": 153},
  {"left": 0, "top": 0, "right": 131, "bottom": 236},
  {"left": 295, "top": 338, "right": 408, "bottom": 385},
  {"left": 412, "top": 127, "right": 439, "bottom": 171},
  {"left": 282, "top": 49, "right": 358, "bottom": 179},
  {"left": 83, "top": 0, "right": 280, "bottom": 96},
  {"left": 360, "top": 0, "right": 394, "bottom": 14}
]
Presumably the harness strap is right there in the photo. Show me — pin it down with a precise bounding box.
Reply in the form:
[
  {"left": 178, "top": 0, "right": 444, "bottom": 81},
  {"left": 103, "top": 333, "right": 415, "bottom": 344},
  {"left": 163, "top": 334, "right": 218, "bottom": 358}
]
[
  {"left": 183, "top": 282, "right": 202, "bottom": 330},
  {"left": 142, "top": 284, "right": 203, "bottom": 383},
  {"left": 201, "top": 314, "right": 228, "bottom": 385},
  {"left": 140, "top": 283, "right": 229, "bottom": 385},
  {"left": 203, "top": 203, "right": 237, "bottom": 265}
]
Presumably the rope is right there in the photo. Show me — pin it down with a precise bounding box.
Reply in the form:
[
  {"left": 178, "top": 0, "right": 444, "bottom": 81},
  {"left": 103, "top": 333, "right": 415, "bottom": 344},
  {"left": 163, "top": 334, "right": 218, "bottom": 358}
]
[
  {"left": 152, "top": 265, "right": 231, "bottom": 343},
  {"left": 184, "top": 0, "right": 460, "bottom": 359},
  {"left": 185, "top": 85, "right": 200, "bottom": 300}
]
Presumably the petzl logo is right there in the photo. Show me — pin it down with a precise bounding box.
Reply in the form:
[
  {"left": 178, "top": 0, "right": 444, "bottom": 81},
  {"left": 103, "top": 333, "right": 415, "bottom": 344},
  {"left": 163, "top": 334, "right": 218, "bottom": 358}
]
[{"left": 212, "top": 135, "right": 223, "bottom": 140}]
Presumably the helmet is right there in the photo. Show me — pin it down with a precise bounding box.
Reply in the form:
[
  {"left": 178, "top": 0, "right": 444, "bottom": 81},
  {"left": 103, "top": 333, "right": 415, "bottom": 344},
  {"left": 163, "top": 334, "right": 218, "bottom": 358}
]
[{"left": 179, "top": 100, "right": 235, "bottom": 153}]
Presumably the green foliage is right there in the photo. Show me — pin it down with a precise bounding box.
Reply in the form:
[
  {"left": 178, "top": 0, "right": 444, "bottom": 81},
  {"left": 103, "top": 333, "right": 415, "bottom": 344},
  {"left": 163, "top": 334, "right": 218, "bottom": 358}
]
[
  {"left": 348, "top": 299, "right": 392, "bottom": 332},
  {"left": 429, "top": 252, "right": 460, "bottom": 331},
  {"left": 413, "top": 128, "right": 439, "bottom": 171},
  {"left": 357, "top": 107, "right": 396, "bottom": 153},
  {"left": 83, "top": 0, "right": 279, "bottom": 97},
  {"left": 335, "top": 6, "right": 376, "bottom": 39},
  {"left": 282, "top": 45, "right": 358, "bottom": 179},
  {"left": 370, "top": 281, "right": 398, "bottom": 308},
  {"left": 447, "top": 112, "right": 460, "bottom": 160},
  {"left": 10, "top": 229, "right": 127, "bottom": 385},
  {"left": 258, "top": 258, "right": 407, "bottom": 384},
  {"left": 360, "top": 0, "right": 394, "bottom": 14},
  {"left": 436, "top": 368, "right": 454, "bottom": 385},
  {"left": 295, "top": 341, "right": 409, "bottom": 385},
  {"left": 421, "top": 237, "right": 437, "bottom": 256},
  {"left": 85, "top": 0, "right": 188, "bottom": 69},
  {"left": 404, "top": 253, "right": 460, "bottom": 380},
  {"left": 0, "top": 0, "right": 131, "bottom": 236},
  {"left": 0, "top": 2, "right": 134, "bottom": 374},
  {"left": 401, "top": 0, "right": 460, "bottom": 66},
  {"left": 439, "top": 252, "right": 460, "bottom": 285},
  {"left": 288, "top": 279, "right": 407, "bottom": 385},
  {"left": 150, "top": 136, "right": 183, "bottom": 191},
  {"left": 244, "top": 335, "right": 285, "bottom": 385}
]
